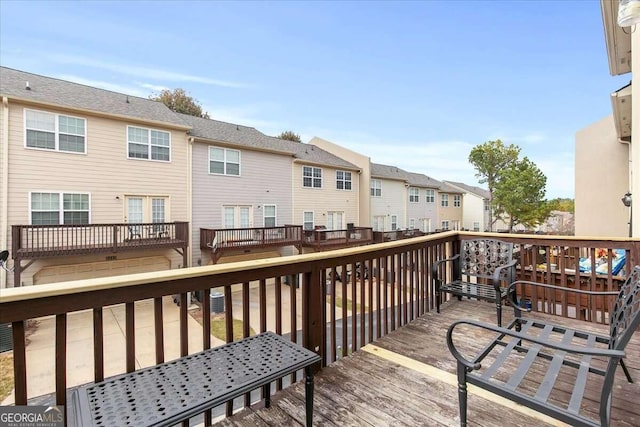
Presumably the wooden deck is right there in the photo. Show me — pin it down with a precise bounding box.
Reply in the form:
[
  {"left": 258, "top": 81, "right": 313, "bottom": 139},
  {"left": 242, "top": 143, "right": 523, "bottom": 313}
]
[{"left": 220, "top": 300, "right": 640, "bottom": 427}]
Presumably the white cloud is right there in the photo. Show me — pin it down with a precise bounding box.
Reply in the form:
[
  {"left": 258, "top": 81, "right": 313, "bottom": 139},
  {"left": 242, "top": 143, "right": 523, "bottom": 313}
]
[
  {"left": 140, "top": 83, "right": 170, "bottom": 93},
  {"left": 55, "top": 74, "right": 149, "bottom": 97},
  {"left": 47, "top": 53, "right": 248, "bottom": 88}
]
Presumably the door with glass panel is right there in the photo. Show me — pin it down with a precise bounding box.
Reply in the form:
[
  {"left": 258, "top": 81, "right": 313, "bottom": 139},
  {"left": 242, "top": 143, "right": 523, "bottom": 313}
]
[
  {"left": 326, "top": 211, "right": 344, "bottom": 230},
  {"left": 125, "top": 197, "right": 144, "bottom": 239}
]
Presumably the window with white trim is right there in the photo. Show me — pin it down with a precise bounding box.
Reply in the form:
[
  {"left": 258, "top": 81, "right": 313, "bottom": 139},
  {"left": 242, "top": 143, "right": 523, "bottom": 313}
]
[
  {"left": 303, "top": 166, "right": 322, "bottom": 188},
  {"left": 441, "top": 194, "right": 449, "bottom": 207},
  {"left": 336, "top": 171, "right": 352, "bottom": 190},
  {"left": 264, "top": 205, "right": 276, "bottom": 227},
  {"left": 452, "top": 220, "right": 460, "bottom": 231},
  {"left": 391, "top": 215, "right": 398, "bottom": 231},
  {"left": 209, "top": 146, "right": 240, "bottom": 176},
  {"left": 25, "top": 109, "right": 86, "bottom": 153},
  {"left": 127, "top": 126, "right": 170, "bottom": 161},
  {"left": 31, "top": 192, "right": 90, "bottom": 225},
  {"left": 454, "top": 195, "right": 461, "bottom": 207},
  {"left": 425, "top": 189, "right": 435, "bottom": 203},
  {"left": 409, "top": 188, "right": 419, "bottom": 203},
  {"left": 484, "top": 200, "right": 490, "bottom": 211},
  {"left": 303, "top": 211, "right": 314, "bottom": 230},
  {"left": 473, "top": 222, "right": 480, "bottom": 232},
  {"left": 373, "top": 215, "right": 385, "bottom": 232},
  {"left": 370, "top": 179, "right": 381, "bottom": 197},
  {"left": 409, "top": 218, "right": 415, "bottom": 229},
  {"left": 441, "top": 220, "right": 450, "bottom": 230}
]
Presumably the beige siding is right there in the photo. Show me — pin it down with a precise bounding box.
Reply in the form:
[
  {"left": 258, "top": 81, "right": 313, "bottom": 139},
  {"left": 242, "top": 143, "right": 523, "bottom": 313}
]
[
  {"left": 292, "top": 162, "right": 359, "bottom": 229},
  {"left": 370, "top": 179, "right": 406, "bottom": 230},
  {"left": 575, "top": 115, "right": 629, "bottom": 237},
  {"left": 437, "top": 192, "right": 463, "bottom": 230},
  {"left": 4, "top": 100, "right": 189, "bottom": 286}
]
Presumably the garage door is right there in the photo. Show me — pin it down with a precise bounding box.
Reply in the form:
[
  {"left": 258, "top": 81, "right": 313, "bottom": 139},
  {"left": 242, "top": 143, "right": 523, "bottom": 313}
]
[{"left": 33, "top": 256, "right": 171, "bottom": 285}]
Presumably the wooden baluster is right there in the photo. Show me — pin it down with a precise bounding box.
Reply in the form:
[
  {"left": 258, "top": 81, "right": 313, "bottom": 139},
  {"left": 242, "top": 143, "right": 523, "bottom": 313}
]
[
  {"left": 56, "top": 314, "right": 66, "bottom": 406},
  {"left": 154, "top": 297, "right": 164, "bottom": 364},
  {"left": 12, "top": 320, "right": 27, "bottom": 405},
  {"left": 93, "top": 308, "right": 104, "bottom": 382},
  {"left": 126, "top": 302, "right": 135, "bottom": 373},
  {"left": 275, "top": 276, "right": 283, "bottom": 391},
  {"left": 180, "top": 293, "right": 188, "bottom": 357}
]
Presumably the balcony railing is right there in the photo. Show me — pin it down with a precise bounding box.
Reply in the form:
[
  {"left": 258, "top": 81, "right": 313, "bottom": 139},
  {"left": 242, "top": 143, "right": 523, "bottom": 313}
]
[
  {"left": 1, "top": 231, "right": 638, "bottom": 423},
  {"left": 11, "top": 222, "right": 189, "bottom": 286},
  {"left": 200, "top": 225, "right": 303, "bottom": 255},
  {"left": 302, "top": 226, "right": 374, "bottom": 249}
]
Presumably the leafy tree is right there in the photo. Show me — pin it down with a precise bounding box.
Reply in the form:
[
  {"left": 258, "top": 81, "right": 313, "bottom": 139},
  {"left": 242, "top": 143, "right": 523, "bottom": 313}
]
[
  {"left": 277, "top": 130, "right": 302, "bottom": 142},
  {"left": 547, "top": 198, "right": 575, "bottom": 213},
  {"left": 468, "top": 139, "right": 520, "bottom": 231},
  {"left": 150, "top": 88, "right": 210, "bottom": 119},
  {"left": 493, "top": 157, "right": 550, "bottom": 232}
]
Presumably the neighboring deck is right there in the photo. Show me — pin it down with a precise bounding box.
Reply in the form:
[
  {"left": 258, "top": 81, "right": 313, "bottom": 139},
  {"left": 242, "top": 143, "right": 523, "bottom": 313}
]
[{"left": 222, "top": 301, "right": 640, "bottom": 427}]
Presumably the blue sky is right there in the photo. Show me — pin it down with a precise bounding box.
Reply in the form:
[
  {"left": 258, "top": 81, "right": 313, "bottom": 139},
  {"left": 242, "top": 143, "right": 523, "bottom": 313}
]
[{"left": 0, "top": 1, "right": 629, "bottom": 198}]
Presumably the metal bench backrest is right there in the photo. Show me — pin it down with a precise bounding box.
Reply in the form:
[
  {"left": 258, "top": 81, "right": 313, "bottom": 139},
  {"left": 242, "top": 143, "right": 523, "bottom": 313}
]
[
  {"left": 460, "top": 239, "right": 514, "bottom": 281},
  {"left": 601, "top": 266, "right": 640, "bottom": 424}
]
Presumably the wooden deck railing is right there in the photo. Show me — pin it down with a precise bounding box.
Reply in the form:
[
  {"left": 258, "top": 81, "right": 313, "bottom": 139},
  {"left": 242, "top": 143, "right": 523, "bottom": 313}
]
[
  {"left": 1, "top": 231, "right": 639, "bottom": 423},
  {"left": 200, "top": 225, "right": 303, "bottom": 253},
  {"left": 11, "top": 222, "right": 189, "bottom": 286},
  {"left": 303, "top": 226, "right": 374, "bottom": 249}
]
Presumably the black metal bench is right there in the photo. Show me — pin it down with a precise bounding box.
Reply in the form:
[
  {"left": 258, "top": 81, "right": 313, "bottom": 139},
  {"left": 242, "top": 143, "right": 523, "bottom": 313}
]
[
  {"left": 433, "top": 238, "right": 517, "bottom": 326},
  {"left": 69, "top": 331, "right": 321, "bottom": 427},
  {"left": 446, "top": 265, "right": 640, "bottom": 427}
]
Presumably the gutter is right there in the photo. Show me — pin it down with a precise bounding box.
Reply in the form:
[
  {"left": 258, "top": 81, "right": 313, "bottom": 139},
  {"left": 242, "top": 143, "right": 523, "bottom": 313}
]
[{"left": 1, "top": 97, "right": 8, "bottom": 288}]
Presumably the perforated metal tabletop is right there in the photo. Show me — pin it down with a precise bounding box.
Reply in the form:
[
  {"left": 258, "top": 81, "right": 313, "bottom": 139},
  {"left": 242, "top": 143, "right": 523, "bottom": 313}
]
[{"left": 69, "top": 331, "right": 321, "bottom": 427}]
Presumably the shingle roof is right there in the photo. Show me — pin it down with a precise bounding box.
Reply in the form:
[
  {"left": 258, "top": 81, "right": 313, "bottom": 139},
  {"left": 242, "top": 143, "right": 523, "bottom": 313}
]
[
  {"left": 438, "top": 181, "right": 464, "bottom": 194},
  {"left": 443, "top": 181, "right": 490, "bottom": 198},
  {"left": 180, "top": 113, "right": 358, "bottom": 170},
  {"left": 0, "top": 67, "right": 188, "bottom": 128},
  {"left": 405, "top": 172, "right": 441, "bottom": 189},
  {"left": 370, "top": 163, "right": 409, "bottom": 181}
]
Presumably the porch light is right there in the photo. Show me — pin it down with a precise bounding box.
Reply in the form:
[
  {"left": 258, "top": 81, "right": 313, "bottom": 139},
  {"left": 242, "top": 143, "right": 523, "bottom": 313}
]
[
  {"left": 622, "top": 192, "right": 632, "bottom": 207},
  {"left": 618, "top": 0, "right": 640, "bottom": 27}
]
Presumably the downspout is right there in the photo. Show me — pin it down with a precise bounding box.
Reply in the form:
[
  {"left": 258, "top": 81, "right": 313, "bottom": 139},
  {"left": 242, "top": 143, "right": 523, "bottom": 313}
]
[
  {"left": 187, "top": 135, "right": 194, "bottom": 267},
  {"left": 1, "top": 97, "right": 9, "bottom": 288},
  {"left": 632, "top": 27, "right": 640, "bottom": 237}
]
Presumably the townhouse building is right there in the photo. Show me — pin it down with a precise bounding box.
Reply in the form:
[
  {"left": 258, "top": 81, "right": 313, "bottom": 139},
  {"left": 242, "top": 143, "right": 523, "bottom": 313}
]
[
  {"left": 444, "top": 181, "right": 490, "bottom": 231},
  {"left": 436, "top": 182, "right": 464, "bottom": 231},
  {"left": 370, "top": 163, "right": 408, "bottom": 231},
  {"left": 574, "top": 1, "right": 636, "bottom": 237},
  {"left": 405, "top": 172, "right": 440, "bottom": 233},
  {"left": 0, "top": 67, "right": 190, "bottom": 287}
]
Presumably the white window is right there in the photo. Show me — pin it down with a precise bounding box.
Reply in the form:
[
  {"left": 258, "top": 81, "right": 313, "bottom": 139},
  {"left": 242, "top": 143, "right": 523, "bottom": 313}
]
[
  {"left": 224, "top": 206, "right": 251, "bottom": 228},
  {"left": 303, "top": 211, "right": 314, "bottom": 230},
  {"left": 391, "top": 215, "right": 398, "bottom": 231},
  {"left": 127, "top": 126, "right": 171, "bottom": 161},
  {"left": 303, "top": 166, "right": 322, "bottom": 188},
  {"left": 441, "top": 220, "right": 450, "bottom": 230},
  {"left": 336, "top": 171, "right": 352, "bottom": 190},
  {"left": 473, "top": 222, "right": 480, "bottom": 232},
  {"left": 454, "top": 195, "right": 461, "bottom": 207},
  {"left": 425, "top": 189, "right": 435, "bottom": 203},
  {"left": 484, "top": 200, "right": 490, "bottom": 211},
  {"left": 409, "top": 188, "right": 419, "bottom": 203},
  {"left": 422, "top": 218, "right": 431, "bottom": 233},
  {"left": 264, "top": 205, "right": 276, "bottom": 227},
  {"left": 373, "top": 215, "right": 385, "bottom": 232},
  {"left": 441, "top": 194, "right": 449, "bottom": 207},
  {"left": 409, "top": 218, "right": 415, "bottom": 229},
  {"left": 209, "top": 146, "right": 240, "bottom": 176},
  {"left": 25, "top": 109, "right": 86, "bottom": 153},
  {"left": 30, "top": 192, "right": 90, "bottom": 225},
  {"left": 370, "top": 179, "right": 382, "bottom": 197},
  {"left": 125, "top": 195, "right": 169, "bottom": 224},
  {"left": 452, "top": 220, "right": 460, "bottom": 231}
]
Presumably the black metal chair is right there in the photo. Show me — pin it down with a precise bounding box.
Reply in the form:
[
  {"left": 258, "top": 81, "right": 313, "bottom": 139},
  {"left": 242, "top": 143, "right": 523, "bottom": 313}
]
[
  {"left": 447, "top": 266, "right": 640, "bottom": 427},
  {"left": 432, "top": 239, "right": 517, "bottom": 326}
]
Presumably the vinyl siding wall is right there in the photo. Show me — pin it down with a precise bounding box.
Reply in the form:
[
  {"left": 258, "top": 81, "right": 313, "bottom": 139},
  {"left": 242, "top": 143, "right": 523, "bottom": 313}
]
[
  {"left": 292, "top": 163, "right": 359, "bottom": 229},
  {"left": 406, "top": 187, "right": 438, "bottom": 231},
  {"left": 192, "top": 141, "right": 293, "bottom": 265},
  {"left": 3, "top": 100, "right": 189, "bottom": 286},
  {"left": 370, "top": 179, "right": 406, "bottom": 230}
]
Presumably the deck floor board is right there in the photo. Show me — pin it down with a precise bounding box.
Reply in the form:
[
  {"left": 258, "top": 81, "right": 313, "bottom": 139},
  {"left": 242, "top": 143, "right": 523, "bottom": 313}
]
[{"left": 224, "top": 300, "right": 640, "bottom": 426}]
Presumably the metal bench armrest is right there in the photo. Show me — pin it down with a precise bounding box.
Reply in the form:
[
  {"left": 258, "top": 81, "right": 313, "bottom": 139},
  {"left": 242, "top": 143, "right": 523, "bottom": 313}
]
[
  {"left": 447, "top": 318, "right": 625, "bottom": 371},
  {"left": 506, "top": 280, "right": 620, "bottom": 311},
  {"left": 432, "top": 254, "right": 461, "bottom": 281},
  {"left": 492, "top": 258, "right": 518, "bottom": 288}
]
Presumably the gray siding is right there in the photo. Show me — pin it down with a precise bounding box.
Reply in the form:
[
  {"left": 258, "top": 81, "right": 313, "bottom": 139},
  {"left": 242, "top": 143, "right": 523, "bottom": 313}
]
[{"left": 191, "top": 141, "right": 293, "bottom": 265}]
